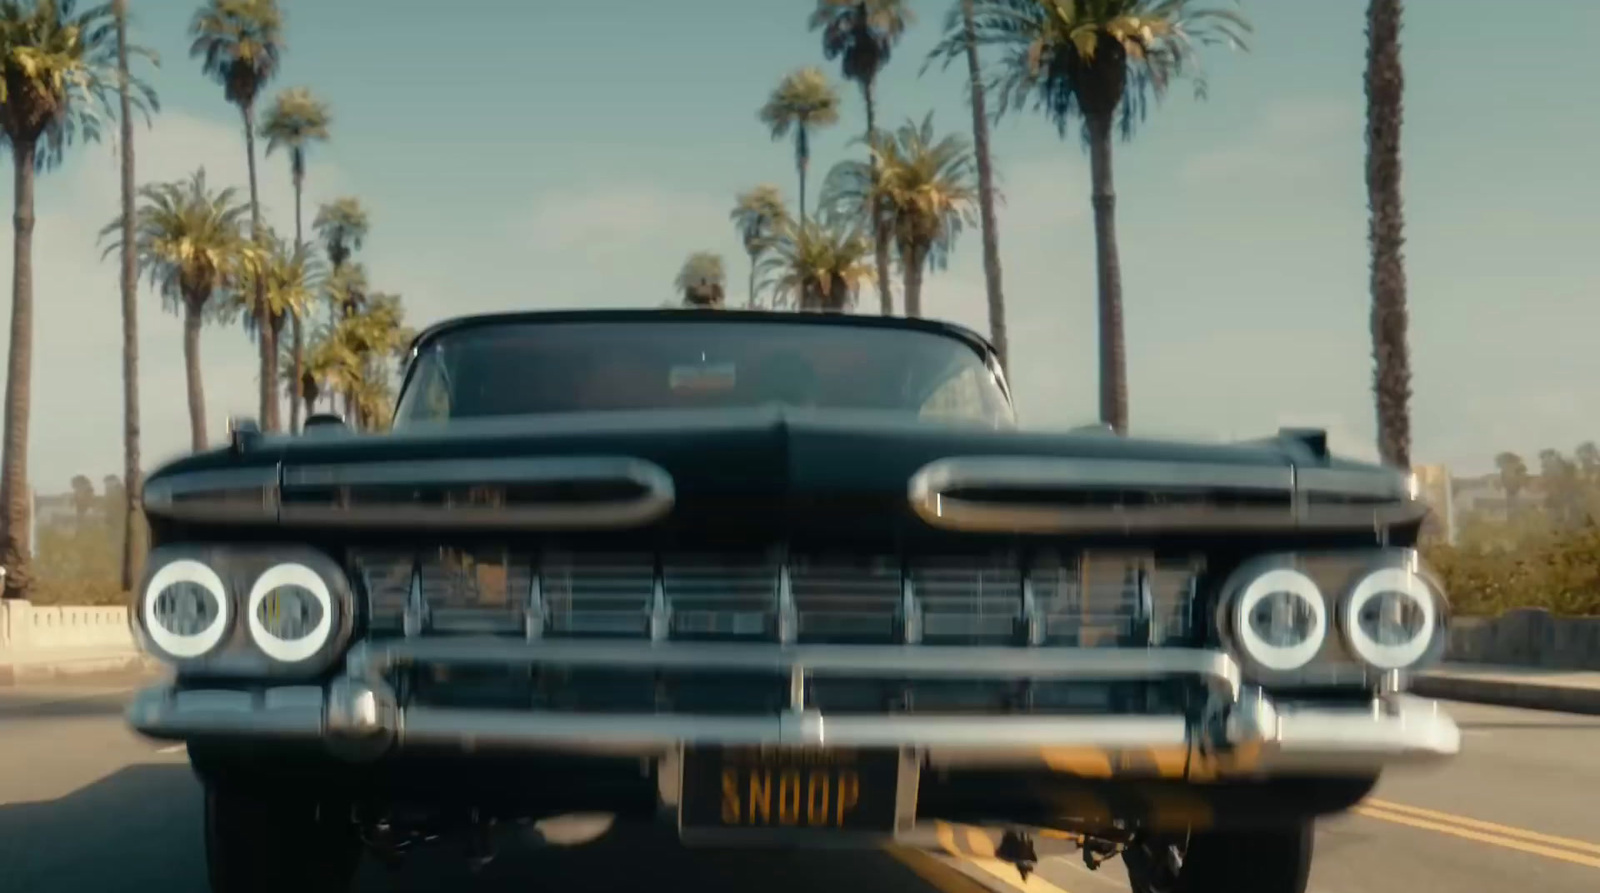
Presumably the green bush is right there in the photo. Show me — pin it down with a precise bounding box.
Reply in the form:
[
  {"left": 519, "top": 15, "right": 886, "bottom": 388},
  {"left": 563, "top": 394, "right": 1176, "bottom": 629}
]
[
  {"left": 1426, "top": 524, "right": 1600, "bottom": 617},
  {"left": 29, "top": 508, "right": 137, "bottom": 606}
]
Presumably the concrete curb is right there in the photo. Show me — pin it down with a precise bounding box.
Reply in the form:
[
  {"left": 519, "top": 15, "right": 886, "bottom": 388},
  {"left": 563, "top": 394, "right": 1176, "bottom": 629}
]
[{"left": 1412, "top": 674, "right": 1600, "bottom": 716}]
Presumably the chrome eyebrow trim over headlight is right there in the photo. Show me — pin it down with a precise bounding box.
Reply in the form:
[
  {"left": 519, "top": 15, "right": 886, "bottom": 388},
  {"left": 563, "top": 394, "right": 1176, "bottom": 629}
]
[
  {"left": 278, "top": 456, "right": 675, "bottom": 530},
  {"left": 907, "top": 456, "right": 1427, "bottom": 534},
  {"left": 143, "top": 467, "right": 281, "bottom": 523},
  {"left": 144, "top": 456, "right": 676, "bottom": 531}
]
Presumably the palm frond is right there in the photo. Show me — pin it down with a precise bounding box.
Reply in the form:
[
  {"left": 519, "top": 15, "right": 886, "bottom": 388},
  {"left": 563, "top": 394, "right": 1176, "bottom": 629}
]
[
  {"left": 757, "top": 219, "right": 874, "bottom": 313},
  {"left": 0, "top": 0, "right": 158, "bottom": 169},
  {"left": 188, "top": 0, "right": 282, "bottom": 107},
  {"left": 758, "top": 67, "right": 842, "bottom": 140},
  {"left": 810, "top": 0, "right": 914, "bottom": 86},
  {"left": 261, "top": 85, "right": 330, "bottom": 183},
  {"left": 730, "top": 184, "right": 790, "bottom": 257},
  {"left": 96, "top": 166, "right": 254, "bottom": 320},
  {"left": 924, "top": 0, "right": 1250, "bottom": 143}
]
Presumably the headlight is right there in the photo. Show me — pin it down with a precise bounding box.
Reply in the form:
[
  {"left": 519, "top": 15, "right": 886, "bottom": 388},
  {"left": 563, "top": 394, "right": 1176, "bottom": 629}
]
[
  {"left": 1340, "top": 565, "right": 1441, "bottom": 670},
  {"left": 141, "top": 558, "right": 230, "bottom": 659},
  {"left": 137, "top": 545, "right": 353, "bottom": 677},
  {"left": 247, "top": 562, "right": 336, "bottom": 663},
  {"left": 1224, "top": 566, "right": 1328, "bottom": 673}
]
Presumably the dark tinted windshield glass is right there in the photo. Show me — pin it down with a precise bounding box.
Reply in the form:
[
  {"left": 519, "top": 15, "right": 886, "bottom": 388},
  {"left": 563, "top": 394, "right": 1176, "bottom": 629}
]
[{"left": 393, "top": 319, "right": 1013, "bottom": 428}]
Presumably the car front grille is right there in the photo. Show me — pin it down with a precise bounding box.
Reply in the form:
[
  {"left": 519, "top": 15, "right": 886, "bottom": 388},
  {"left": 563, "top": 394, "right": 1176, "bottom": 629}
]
[{"left": 353, "top": 547, "right": 1202, "bottom": 648}]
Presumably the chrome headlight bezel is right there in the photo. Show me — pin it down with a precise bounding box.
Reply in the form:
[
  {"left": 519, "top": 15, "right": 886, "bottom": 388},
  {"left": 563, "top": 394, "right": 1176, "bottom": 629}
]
[
  {"left": 1216, "top": 557, "right": 1332, "bottom": 678},
  {"left": 1337, "top": 554, "right": 1450, "bottom": 672},
  {"left": 136, "top": 544, "right": 355, "bottom": 678},
  {"left": 139, "top": 558, "right": 232, "bottom": 660}
]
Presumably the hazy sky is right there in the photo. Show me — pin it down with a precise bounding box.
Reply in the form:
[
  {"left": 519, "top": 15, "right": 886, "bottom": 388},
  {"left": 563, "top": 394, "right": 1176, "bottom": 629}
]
[{"left": 1, "top": 0, "right": 1596, "bottom": 493}]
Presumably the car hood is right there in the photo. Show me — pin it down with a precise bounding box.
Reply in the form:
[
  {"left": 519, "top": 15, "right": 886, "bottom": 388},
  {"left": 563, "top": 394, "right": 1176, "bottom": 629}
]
[{"left": 142, "top": 407, "right": 1421, "bottom": 549}]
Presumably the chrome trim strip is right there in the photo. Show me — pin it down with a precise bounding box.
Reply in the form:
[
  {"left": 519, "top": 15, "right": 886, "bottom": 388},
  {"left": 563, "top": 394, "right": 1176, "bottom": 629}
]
[
  {"left": 342, "top": 639, "right": 1243, "bottom": 699},
  {"left": 649, "top": 570, "right": 670, "bottom": 642},
  {"left": 403, "top": 561, "right": 427, "bottom": 638},
  {"left": 525, "top": 566, "right": 545, "bottom": 640},
  {"left": 776, "top": 557, "right": 797, "bottom": 645},
  {"left": 142, "top": 467, "right": 280, "bottom": 523},
  {"left": 901, "top": 574, "right": 922, "bottom": 645},
  {"left": 908, "top": 456, "right": 1427, "bottom": 534},
  {"left": 278, "top": 456, "right": 675, "bottom": 530}
]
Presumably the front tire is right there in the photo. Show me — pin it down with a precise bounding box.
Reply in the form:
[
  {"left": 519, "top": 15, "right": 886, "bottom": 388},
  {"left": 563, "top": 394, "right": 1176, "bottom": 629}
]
[
  {"left": 204, "top": 783, "right": 362, "bottom": 893},
  {"left": 1125, "top": 821, "right": 1314, "bottom": 893}
]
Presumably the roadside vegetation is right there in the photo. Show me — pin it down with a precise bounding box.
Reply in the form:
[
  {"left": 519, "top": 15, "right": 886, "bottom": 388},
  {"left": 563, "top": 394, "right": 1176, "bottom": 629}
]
[{"left": 1424, "top": 445, "right": 1600, "bottom": 617}]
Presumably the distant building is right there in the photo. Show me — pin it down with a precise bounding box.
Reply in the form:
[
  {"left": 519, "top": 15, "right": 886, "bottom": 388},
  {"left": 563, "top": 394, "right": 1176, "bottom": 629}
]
[
  {"left": 1412, "top": 464, "right": 1456, "bottom": 545},
  {"left": 1452, "top": 474, "right": 1516, "bottom": 521}
]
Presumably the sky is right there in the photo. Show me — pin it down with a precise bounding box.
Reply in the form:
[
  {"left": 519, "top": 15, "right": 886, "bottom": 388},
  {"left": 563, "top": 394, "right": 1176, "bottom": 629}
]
[{"left": 1, "top": 0, "right": 1597, "bottom": 494}]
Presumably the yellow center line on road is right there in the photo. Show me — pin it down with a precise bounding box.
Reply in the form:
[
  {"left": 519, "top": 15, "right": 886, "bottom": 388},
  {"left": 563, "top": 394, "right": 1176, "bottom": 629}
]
[
  {"left": 895, "top": 821, "right": 1079, "bottom": 893},
  {"left": 1361, "top": 798, "right": 1600, "bottom": 856},
  {"left": 1352, "top": 806, "right": 1600, "bottom": 871}
]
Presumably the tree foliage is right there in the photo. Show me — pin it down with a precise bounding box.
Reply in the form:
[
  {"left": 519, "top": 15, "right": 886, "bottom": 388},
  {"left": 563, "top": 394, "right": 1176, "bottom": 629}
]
[{"left": 1426, "top": 443, "right": 1600, "bottom": 617}]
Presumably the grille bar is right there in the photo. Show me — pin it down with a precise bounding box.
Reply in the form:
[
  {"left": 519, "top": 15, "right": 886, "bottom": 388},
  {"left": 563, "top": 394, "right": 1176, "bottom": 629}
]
[{"left": 351, "top": 548, "right": 1201, "bottom": 648}]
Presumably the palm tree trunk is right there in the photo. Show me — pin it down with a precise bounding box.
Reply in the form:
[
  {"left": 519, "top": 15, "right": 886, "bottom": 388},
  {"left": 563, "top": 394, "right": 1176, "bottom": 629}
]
[
  {"left": 1085, "top": 113, "right": 1128, "bottom": 434},
  {"left": 183, "top": 299, "right": 208, "bottom": 452},
  {"left": 114, "top": 0, "right": 142, "bottom": 592},
  {"left": 0, "top": 141, "right": 37, "bottom": 599},
  {"left": 747, "top": 253, "right": 758, "bottom": 308},
  {"left": 796, "top": 125, "right": 810, "bottom": 226},
  {"left": 290, "top": 172, "right": 305, "bottom": 434},
  {"left": 901, "top": 242, "right": 926, "bottom": 319},
  {"left": 863, "top": 80, "right": 893, "bottom": 317},
  {"left": 242, "top": 102, "right": 278, "bottom": 433},
  {"left": 963, "top": 0, "right": 1008, "bottom": 372},
  {"left": 1366, "top": 0, "right": 1411, "bottom": 468}
]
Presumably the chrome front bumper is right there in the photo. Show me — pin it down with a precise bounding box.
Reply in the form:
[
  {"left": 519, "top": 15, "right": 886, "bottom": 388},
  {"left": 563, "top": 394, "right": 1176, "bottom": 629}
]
[{"left": 126, "top": 640, "right": 1460, "bottom": 778}]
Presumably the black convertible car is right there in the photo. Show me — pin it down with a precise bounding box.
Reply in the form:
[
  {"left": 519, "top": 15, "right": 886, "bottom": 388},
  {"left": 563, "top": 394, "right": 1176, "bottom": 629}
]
[{"left": 127, "top": 309, "right": 1458, "bottom": 893}]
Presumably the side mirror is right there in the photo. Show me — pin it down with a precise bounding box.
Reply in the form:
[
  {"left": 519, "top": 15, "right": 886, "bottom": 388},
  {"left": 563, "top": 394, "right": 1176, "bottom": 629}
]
[{"left": 302, "top": 412, "right": 349, "bottom": 435}]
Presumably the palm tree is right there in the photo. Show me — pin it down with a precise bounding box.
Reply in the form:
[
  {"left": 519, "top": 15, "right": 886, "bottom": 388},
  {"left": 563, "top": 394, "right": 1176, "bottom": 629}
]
[
  {"left": 190, "top": 0, "right": 284, "bottom": 431},
  {"left": 312, "top": 197, "right": 369, "bottom": 413},
  {"left": 676, "top": 252, "right": 727, "bottom": 307},
  {"left": 113, "top": 0, "right": 160, "bottom": 591},
  {"left": 261, "top": 85, "right": 330, "bottom": 434},
  {"left": 314, "top": 195, "right": 368, "bottom": 271},
  {"left": 233, "top": 231, "right": 323, "bottom": 380},
  {"left": 810, "top": 0, "right": 913, "bottom": 316},
  {"left": 926, "top": 0, "right": 1008, "bottom": 370},
  {"left": 1494, "top": 452, "right": 1530, "bottom": 517},
  {"left": 758, "top": 68, "right": 841, "bottom": 226},
  {"left": 730, "top": 185, "right": 788, "bottom": 308},
  {"left": 100, "top": 169, "right": 256, "bottom": 453},
  {"left": 311, "top": 291, "right": 409, "bottom": 429},
  {"left": 932, "top": 0, "right": 1250, "bottom": 434},
  {"left": 1366, "top": 0, "right": 1410, "bottom": 468},
  {"left": 0, "top": 0, "right": 153, "bottom": 599},
  {"left": 823, "top": 114, "right": 978, "bottom": 318},
  {"left": 759, "top": 220, "right": 875, "bottom": 313}
]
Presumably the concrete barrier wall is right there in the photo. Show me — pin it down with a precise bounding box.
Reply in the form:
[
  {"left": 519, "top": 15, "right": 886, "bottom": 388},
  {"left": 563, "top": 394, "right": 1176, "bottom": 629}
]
[
  {"left": 1445, "top": 608, "right": 1600, "bottom": 671},
  {"left": 0, "top": 600, "right": 136, "bottom": 653}
]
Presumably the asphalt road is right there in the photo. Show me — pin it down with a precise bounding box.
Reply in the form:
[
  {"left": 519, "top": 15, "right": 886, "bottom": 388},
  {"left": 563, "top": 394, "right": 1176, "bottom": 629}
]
[{"left": 3, "top": 672, "right": 1598, "bottom": 893}]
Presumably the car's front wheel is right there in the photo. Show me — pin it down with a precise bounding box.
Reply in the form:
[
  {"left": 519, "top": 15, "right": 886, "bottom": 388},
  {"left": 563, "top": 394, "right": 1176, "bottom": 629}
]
[
  {"left": 1124, "top": 822, "right": 1314, "bottom": 893},
  {"left": 204, "top": 783, "right": 363, "bottom": 893}
]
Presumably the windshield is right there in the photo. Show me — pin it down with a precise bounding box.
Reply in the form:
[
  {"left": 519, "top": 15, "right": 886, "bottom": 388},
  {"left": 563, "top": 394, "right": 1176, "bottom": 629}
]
[{"left": 392, "top": 319, "right": 1013, "bottom": 429}]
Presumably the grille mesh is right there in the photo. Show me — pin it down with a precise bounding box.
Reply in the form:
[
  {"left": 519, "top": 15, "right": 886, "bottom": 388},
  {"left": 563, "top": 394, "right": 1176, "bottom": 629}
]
[{"left": 350, "top": 548, "right": 1199, "bottom": 646}]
